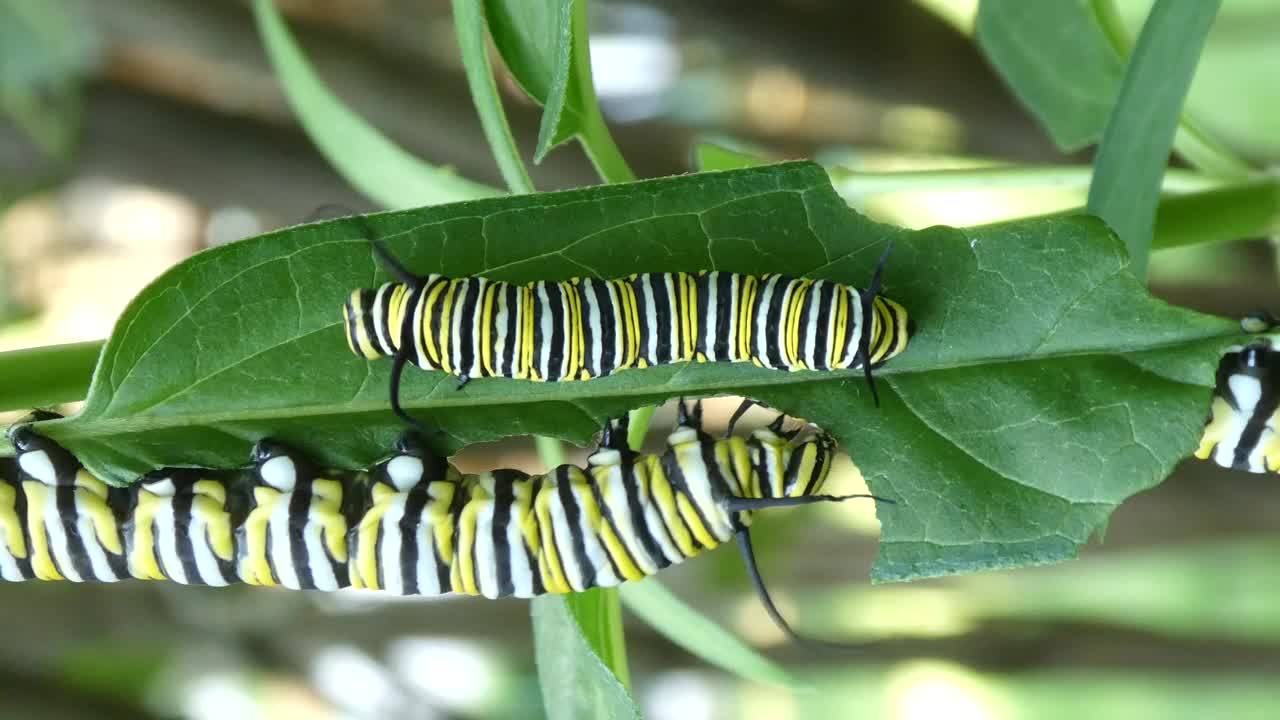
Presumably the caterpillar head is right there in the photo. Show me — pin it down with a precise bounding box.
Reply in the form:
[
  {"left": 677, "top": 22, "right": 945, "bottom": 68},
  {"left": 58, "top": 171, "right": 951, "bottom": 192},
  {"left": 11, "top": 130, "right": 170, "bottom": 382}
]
[
  {"left": 138, "top": 472, "right": 180, "bottom": 497},
  {"left": 1216, "top": 341, "right": 1279, "bottom": 413},
  {"left": 374, "top": 432, "right": 451, "bottom": 491},
  {"left": 867, "top": 295, "right": 912, "bottom": 366},
  {"left": 250, "top": 439, "right": 310, "bottom": 492},
  {"left": 137, "top": 469, "right": 213, "bottom": 498},
  {"left": 7, "top": 412, "right": 80, "bottom": 487}
]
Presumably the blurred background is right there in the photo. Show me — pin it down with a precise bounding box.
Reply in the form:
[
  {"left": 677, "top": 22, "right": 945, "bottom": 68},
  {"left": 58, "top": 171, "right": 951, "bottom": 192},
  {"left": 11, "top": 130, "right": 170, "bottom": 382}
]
[{"left": 2, "top": 0, "right": 1279, "bottom": 718}]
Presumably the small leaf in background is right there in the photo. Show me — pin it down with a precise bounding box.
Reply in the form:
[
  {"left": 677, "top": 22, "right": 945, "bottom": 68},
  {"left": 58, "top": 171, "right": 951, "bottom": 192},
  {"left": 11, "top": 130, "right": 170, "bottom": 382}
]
[
  {"left": 7, "top": 162, "right": 1243, "bottom": 583},
  {"left": 483, "top": 0, "right": 563, "bottom": 115},
  {"left": 0, "top": 0, "right": 91, "bottom": 168},
  {"left": 484, "top": 0, "right": 581, "bottom": 158},
  {"left": 1175, "top": 0, "right": 1280, "bottom": 161},
  {"left": 484, "top": 0, "right": 633, "bottom": 179},
  {"left": 620, "top": 579, "right": 806, "bottom": 689},
  {"left": 251, "top": 0, "right": 498, "bottom": 208},
  {"left": 1087, "top": 0, "right": 1222, "bottom": 280},
  {"left": 532, "top": 594, "right": 641, "bottom": 720},
  {"left": 975, "top": 0, "right": 1123, "bottom": 152}
]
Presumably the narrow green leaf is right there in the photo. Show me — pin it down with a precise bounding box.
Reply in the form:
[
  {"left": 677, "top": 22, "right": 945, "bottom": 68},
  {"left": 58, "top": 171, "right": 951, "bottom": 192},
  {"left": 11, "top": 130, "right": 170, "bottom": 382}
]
[
  {"left": 484, "top": 0, "right": 633, "bottom": 180},
  {"left": 7, "top": 163, "right": 1241, "bottom": 581},
  {"left": 976, "top": 0, "right": 1124, "bottom": 151},
  {"left": 0, "top": 341, "right": 101, "bottom": 412},
  {"left": 452, "top": 0, "right": 535, "bottom": 195},
  {"left": 251, "top": 0, "right": 498, "bottom": 208},
  {"left": 1087, "top": 0, "right": 1221, "bottom": 279},
  {"left": 620, "top": 580, "right": 805, "bottom": 689},
  {"left": 532, "top": 593, "right": 641, "bottom": 720}
]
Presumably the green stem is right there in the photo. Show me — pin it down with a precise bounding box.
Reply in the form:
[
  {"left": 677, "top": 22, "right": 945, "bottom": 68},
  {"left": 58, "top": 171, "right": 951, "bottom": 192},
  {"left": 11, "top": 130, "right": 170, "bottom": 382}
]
[
  {"left": 570, "top": 0, "right": 635, "bottom": 184},
  {"left": 829, "top": 163, "right": 1220, "bottom": 196},
  {"left": 1152, "top": 177, "right": 1280, "bottom": 250},
  {"left": 580, "top": 110, "right": 636, "bottom": 184},
  {"left": 539, "top": 1, "right": 635, "bottom": 693},
  {"left": 533, "top": 435, "right": 567, "bottom": 470},
  {"left": 566, "top": 587, "right": 631, "bottom": 688},
  {"left": 977, "top": 177, "right": 1280, "bottom": 252},
  {"left": 625, "top": 406, "right": 655, "bottom": 452},
  {"left": 0, "top": 340, "right": 102, "bottom": 414},
  {"left": 451, "top": 0, "right": 536, "bottom": 195},
  {"left": 1088, "top": 0, "right": 1252, "bottom": 179}
]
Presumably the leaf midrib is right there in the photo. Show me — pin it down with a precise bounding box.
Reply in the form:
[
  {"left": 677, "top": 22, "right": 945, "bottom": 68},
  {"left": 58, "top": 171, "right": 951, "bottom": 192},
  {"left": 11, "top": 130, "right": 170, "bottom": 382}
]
[{"left": 47, "top": 328, "right": 1233, "bottom": 447}]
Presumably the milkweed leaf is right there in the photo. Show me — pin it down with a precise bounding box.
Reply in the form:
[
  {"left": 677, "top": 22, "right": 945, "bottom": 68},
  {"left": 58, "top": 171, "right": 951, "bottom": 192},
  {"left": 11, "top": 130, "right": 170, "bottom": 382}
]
[{"left": 4, "top": 162, "right": 1241, "bottom": 582}]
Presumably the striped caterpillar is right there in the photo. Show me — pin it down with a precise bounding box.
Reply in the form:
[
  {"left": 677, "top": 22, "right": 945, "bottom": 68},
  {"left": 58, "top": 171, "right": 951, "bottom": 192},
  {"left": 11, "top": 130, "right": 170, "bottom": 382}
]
[
  {"left": 1196, "top": 315, "right": 1280, "bottom": 473},
  {"left": 3, "top": 402, "right": 885, "bottom": 640},
  {"left": 342, "top": 232, "right": 911, "bottom": 427}
]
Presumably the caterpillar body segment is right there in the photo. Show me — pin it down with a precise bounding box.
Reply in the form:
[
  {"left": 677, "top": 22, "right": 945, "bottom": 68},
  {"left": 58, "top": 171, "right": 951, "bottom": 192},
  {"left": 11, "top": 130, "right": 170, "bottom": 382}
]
[
  {"left": 237, "top": 440, "right": 350, "bottom": 591},
  {"left": 348, "top": 434, "right": 460, "bottom": 596},
  {"left": 9, "top": 423, "right": 129, "bottom": 583},
  {"left": 0, "top": 472, "right": 33, "bottom": 582},
  {"left": 128, "top": 470, "right": 237, "bottom": 586}
]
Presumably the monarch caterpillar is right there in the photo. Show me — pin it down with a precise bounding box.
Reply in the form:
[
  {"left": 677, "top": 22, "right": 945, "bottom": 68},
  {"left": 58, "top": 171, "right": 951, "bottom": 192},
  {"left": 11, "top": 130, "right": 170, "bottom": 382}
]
[
  {"left": 342, "top": 228, "right": 911, "bottom": 427},
  {"left": 1196, "top": 315, "right": 1280, "bottom": 473},
  {"left": 4, "top": 402, "right": 885, "bottom": 640}
]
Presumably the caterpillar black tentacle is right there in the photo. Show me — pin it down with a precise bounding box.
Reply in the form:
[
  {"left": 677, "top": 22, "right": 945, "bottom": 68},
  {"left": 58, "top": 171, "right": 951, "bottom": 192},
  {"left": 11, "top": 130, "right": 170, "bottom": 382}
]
[
  {"left": 342, "top": 228, "right": 912, "bottom": 426},
  {"left": 3, "top": 405, "right": 887, "bottom": 641}
]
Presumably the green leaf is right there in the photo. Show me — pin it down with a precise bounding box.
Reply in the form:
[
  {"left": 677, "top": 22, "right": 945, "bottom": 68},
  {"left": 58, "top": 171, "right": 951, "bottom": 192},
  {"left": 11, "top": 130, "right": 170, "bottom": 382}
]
[
  {"left": 251, "top": 0, "right": 498, "bottom": 208},
  {"left": 0, "top": 341, "right": 102, "bottom": 412},
  {"left": 5, "top": 162, "right": 1242, "bottom": 582},
  {"left": 619, "top": 580, "right": 805, "bottom": 689},
  {"left": 484, "top": 0, "right": 633, "bottom": 180},
  {"left": 532, "top": 593, "right": 641, "bottom": 720},
  {"left": 975, "top": 0, "right": 1125, "bottom": 151},
  {"left": 975, "top": 0, "right": 1250, "bottom": 179},
  {"left": 484, "top": 0, "right": 579, "bottom": 158},
  {"left": 483, "top": 0, "right": 563, "bottom": 125},
  {"left": 452, "top": 0, "right": 535, "bottom": 194},
  {"left": 1087, "top": 0, "right": 1221, "bottom": 279},
  {"left": 0, "top": 0, "right": 88, "bottom": 165}
]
